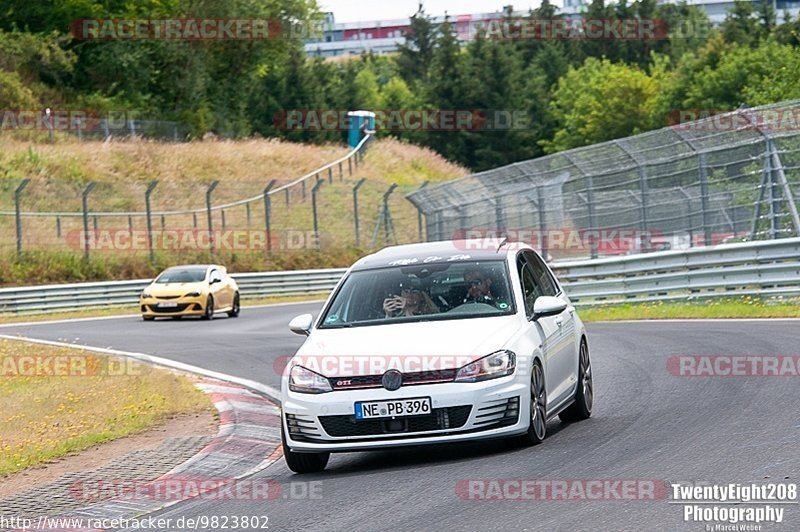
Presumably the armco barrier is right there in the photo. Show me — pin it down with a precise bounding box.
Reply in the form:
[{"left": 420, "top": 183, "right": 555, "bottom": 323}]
[
  {"left": 0, "top": 269, "right": 347, "bottom": 315},
  {"left": 1, "top": 238, "right": 799, "bottom": 315},
  {"left": 550, "top": 237, "right": 800, "bottom": 305}
]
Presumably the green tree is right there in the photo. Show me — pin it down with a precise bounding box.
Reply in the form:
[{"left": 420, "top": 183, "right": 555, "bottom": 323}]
[
  {"left": 542, "top": 57, "right": 658, "bottom": 153},
  {"left": 396, "top": 4, "right": 436, "bottom": 84},
  {"left": 721, "top": 0, "right": 764, "bottom": 46}
]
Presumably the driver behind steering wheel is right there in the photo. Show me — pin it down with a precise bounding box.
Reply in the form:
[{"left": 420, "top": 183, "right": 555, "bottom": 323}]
[{"left": 462, "top": 268, "right": 507, "bottom": 308}]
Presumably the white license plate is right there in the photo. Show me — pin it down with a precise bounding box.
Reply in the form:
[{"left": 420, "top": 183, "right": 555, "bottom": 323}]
[
  {"left": 157, "top": 302, "right": 179, "bottom": 308},
  {"left": 354, "top": 397, "right": 432, "bottom": 420}
]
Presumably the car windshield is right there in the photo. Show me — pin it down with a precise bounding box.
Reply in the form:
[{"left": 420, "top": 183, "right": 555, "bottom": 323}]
[
  {"left": 319, "top": 260, "right": 515, "bottom": 328},
  {"left": 155, "top": 268, "right": 207, "bottom": 284}
]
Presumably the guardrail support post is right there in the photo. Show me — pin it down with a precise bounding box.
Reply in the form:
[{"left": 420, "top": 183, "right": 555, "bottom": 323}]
[
  {"left": 586, "top": 176, "right": 598, "bottom": 259},
  {"left": 93, "top": 216, "right": 98, "bottom": 232},
  {"left": 638, "top": 167, "right": 650, "bottom": 252},
  {"left": 698, "top": 154, "right": 712, "bottom": 246},
  {"left": 302, "top": 180, "right": 307, "bottom": 202},
  {"left": 192, "top": 212, "right": 198, "bottom": 228},
  {"left": 311, "top": 179, "right": 324, "bottom": 250},
  {"left": 145, "top": 180, "right": 158, "bottom": 262},
  {"left": 348, "top": 157, "right": 353, "bottom": 176},
  {"left": 353, "top": 178, "right": 366, "bottom": 247},
  {"left": 769, "top": 138, "right": 800, "bottom": 236},
  {"left": 56, "top": 216, "right": 61, "bottom": 238},
  {"left": 339, "top": 162, "right": 343, "bottom": 181},
  {"left": 537, "top": 186, "right": 548, "bottom": 259},
  {"left": 160, "top": 214, "right": 165, "bottom": 230},
  {"left": 380, "top": 184, "right": 398, "bottom": 245},
  {"left": 14, "top": 179, "right": 30, "bottom": 257},
  {"left": 221, "top": 210, "right": 226, "bottom": 230},
  {"left": 764, "top": 142, "right": 778, "bottom": 239},
  {"left": 263, "top": 180, "right": 276, "bottom": 256},
  {"left": 206, "top": 180, "right": 219, "bottom": 256},
  {"left": 81, "top": 182, "right": 97, "bottom": 260},
  {"left": 328, "top": 167, "right": 333, "bottom": 184},
  {"left": 246, "top": 203, "right": 251, "bottom": 226},
  {"left": 127, "top": 215, "right": 133, "bottom": 232},
  {"left": 415, "top": 181, "right": 429, "bottom": 242}
]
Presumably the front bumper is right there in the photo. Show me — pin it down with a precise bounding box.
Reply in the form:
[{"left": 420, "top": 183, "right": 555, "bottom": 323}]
[
  {"left": 140, "top": 296, "right": 205, "bottom": 317},
  {"left": 282, "top": 376, "right": 529, "bottom": 452}
]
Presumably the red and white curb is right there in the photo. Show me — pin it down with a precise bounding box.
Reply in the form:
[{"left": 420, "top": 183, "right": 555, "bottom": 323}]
[{"left": 0, "top": 335, "right": 285, "bottom": 531}]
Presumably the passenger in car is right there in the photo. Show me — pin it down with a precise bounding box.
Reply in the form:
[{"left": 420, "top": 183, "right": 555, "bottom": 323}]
[{"left": 382, "top": 283, "right": 440, "bottom": 317}]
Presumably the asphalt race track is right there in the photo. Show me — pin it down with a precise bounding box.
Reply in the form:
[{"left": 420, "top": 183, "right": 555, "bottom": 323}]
[{"left": 3, "top": 308, "right": 799, "bottom": 530}]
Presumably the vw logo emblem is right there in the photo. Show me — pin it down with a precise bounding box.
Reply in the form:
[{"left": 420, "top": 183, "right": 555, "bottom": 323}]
[{"left": 381, "top": 369, "right": 403, "bottom": 391}]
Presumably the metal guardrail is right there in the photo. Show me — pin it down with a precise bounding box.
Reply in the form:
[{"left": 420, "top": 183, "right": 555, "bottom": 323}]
[
  {"left": 0, "top": 238, "right": 799, "bottom": 315},
  {"left": 550, "top": 237, "right": 800, "bottom": 305},
  {"left": 0, "top": 269, "right": 347, "bottom": 315}
]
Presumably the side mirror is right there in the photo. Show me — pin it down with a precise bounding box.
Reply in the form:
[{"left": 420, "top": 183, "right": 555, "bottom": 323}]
[
  {"left": 210, "top": 278, "right": 221, "bottom": 284},
  {"left": 532, "top": 296, "right": 567, "bottom": 321},
  {"left": 288, "top": 313, "right": 314, "bottom": 336}
]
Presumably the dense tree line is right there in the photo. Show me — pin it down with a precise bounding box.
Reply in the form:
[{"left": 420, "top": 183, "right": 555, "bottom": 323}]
[{"left": 2, "top": 0, "right": 800, "bottom": 171}]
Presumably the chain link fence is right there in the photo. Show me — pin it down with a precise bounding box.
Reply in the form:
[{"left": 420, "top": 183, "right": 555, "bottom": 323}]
[
  {"left": 408, "top": 100, "right": 800, "bottom": 260},
  {"left": 2, "top": 135, "right": 407, "bottom": 259}
]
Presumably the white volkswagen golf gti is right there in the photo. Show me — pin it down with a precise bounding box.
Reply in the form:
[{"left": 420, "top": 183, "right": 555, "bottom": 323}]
[{"left": 281, "top": 240, "right": 593, "bottom": 473}]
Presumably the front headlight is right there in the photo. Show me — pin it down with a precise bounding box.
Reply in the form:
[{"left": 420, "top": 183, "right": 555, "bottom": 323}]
[
  {"left": 289, "top": 365, "right": 332, "bottom": 394},
  {"left": 455, "top": 350, "right": 516, "bottom": 382},
  {"left": 186, "top": 291, "right": 201, "bottom": 297},
  {"left": 141, "top": 291, "right": 152, "bottom": 299}
]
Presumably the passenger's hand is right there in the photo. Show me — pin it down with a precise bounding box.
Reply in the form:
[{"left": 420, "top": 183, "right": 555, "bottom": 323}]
[{"left": 383, "top": 296, "right": 406, "bottom": 316}]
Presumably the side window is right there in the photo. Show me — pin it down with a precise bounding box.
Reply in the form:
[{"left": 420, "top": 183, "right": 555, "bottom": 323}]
[
  {"left": 209, "top": 269, "right": 221, "bottom": 283},
  {"left": 517, "top": 257, "right": 542, "bottom": 315},
  {"left": 523, "top": 251, "right": 558, "bottom": 297}
]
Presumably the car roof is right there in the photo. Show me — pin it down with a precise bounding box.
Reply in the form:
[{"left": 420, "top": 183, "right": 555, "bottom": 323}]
[
  {"left": 350, "top": 240, "right": 526, "bottom": 271},
  {"left": 162, "top": 264, "right": 225, "bottom": 272}
]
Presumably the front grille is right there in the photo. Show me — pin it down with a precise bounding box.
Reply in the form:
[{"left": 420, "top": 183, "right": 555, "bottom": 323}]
[
  {"left": 329, "top": 369, "right": 457, "bottom": 390},
  {"left": 149, "top": 304, "right": 190, "bottom": 313},
  {"left": 156, "top": 295, "right": 181, "bottom": 300},
  {"left": 319, "top": 405, "right": 471, "bottom": 437}
]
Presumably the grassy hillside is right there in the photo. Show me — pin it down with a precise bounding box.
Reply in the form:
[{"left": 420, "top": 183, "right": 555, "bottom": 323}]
[{"left": 0, "top": 136, "right": 466, "bottom": 286}]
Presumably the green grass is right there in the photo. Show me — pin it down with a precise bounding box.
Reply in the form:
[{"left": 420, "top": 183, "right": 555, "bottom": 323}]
[
  {"left": 579, "top": 297, "right": 800, "bottom": 322},
  {"left": 0, "top": 337, "right": 213, "bottom": 476}
]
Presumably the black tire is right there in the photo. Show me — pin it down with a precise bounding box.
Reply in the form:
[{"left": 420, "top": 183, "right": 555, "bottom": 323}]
[
  {"left": 517, "top": 360, "right": 547, "bottom": 446},
  {"left": 281, "top": 425, "right": 329, "bottom": 474},
  {"left": 559, "top": 339, "right": 593, "bottom": 423},
  {"left": 227, "top": 293, "right": 240, "bottom": 318},
  {"left": 201, "top": 296, "right": 214, "bottom": 320},
  {"left": 142, "top": 315, "right": 155, "bottom": 321}
]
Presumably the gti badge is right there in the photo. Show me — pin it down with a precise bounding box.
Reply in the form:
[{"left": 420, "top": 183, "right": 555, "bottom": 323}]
[{"left": 381, "top": 369, "right": 403, "bottom": 391}]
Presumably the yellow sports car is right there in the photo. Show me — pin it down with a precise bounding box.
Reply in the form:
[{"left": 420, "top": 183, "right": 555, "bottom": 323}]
[{"left": 140, "top": 264, "right": 240, "bottom": 321}]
